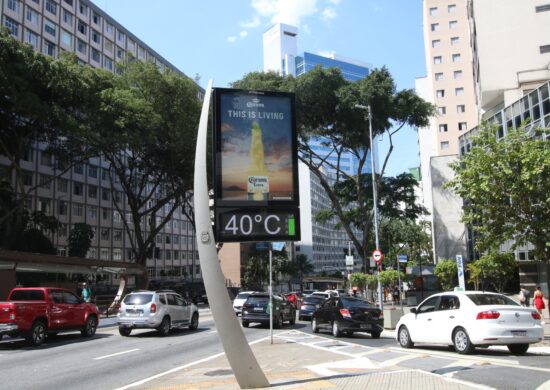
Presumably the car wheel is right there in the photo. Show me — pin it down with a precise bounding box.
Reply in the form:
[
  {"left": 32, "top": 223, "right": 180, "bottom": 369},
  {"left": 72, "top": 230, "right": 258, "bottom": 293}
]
[
  {"left": 81, "top": 315, "right": 98, "bottom": 337},
  {"left": 189, "top": 312, "right": 199, "bottom": 330},
  {"left": 27, "top": 321, "right": 46, "bottom": 347},
  {"left": 398, "top": 326, "right": 414, "bottom": 348},
  {"left": 119, "top": 327, "right": 131, "bottom": 337},
  {"left": 370, "top": 331, "right": 381, "bottom": 339},
  {"left": 242, "top": 320, "right": 249, "bottom": 328},
  {"left": 274, "top": 315, "right": 282, "bottom": 329},
  {"left": 453, "top": 327, "right": 475, "bottom": 354},
  {"left": 157, "top": 316, "right": 171, "bottom": 337},
  {"left": 507, "top": 344, "right": 529, "bottom": 355},
  {"left": 311, "top": 318, "right": 319, "bottom": 333},
  {"left": 332, "top": 321, "right": 342, "bottom": 337}
]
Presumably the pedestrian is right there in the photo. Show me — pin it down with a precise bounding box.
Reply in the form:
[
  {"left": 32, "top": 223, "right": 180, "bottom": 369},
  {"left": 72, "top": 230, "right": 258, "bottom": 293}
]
[
  {"left": 519, "top": 285, "right": 530, "bottom": 307},
  {"left": 533, "top": 286, "right": 545, "bottom": 318},
  {"left": 392, "top": 286, "right": 400, "bottom": 304},
  {"left": 81, "top": 282, "right": 91, "bottom": 303}
]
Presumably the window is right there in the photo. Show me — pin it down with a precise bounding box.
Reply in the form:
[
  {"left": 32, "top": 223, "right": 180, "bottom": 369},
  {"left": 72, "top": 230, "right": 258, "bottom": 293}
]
[
  {"left": 91, "top": 48, "right": 100, "bottom": 62},
  {"left": 63, "top": 0, "right": 73, "bottom": 6},
  {"left": 61, "top": 30, "right": 72, "bottom": 47},
  {"left": 433, "top": 56, "right": 442, "bottom": 64},
  {"left": 73, "top": 203, "right": 83, "bottom": 216},
  {"left": 92, "top": 29, "right": 101, "bottom": 44},
  {"left": 101, "top": 228, "right": 110, "bottom": 240},
  {"left": 540, "top": 45, "right": 550, "bottom": 54},
  {"left": 137, "top": 45, "right": 145, "bottom": 58},
  {"left": 116, "top": 30, "right": 125, "bottom": 43},
  {"left": 417, "top": 296, "right": 439, "bottom": 314},
  {"left": 113, "top": 248, "right": 122, "bottom": 261},
  {"left": 63, "top": 9, "right": 73, "bottom": 24},
  {"left": 435, "top": 72, "right": 444, "bottom": 81},
  {"left": 116, "top": 47, "right": 124, "bottom": 59},
  {"left": 73, "top": 163, "right": 83, "bottom": 174},
  {"left": 104, "top": 57, "right": 113, "bottom": 71},
  {"left": 100, "top": 248, "right": 109, "bottom": 260},
  {"left": 88, "top": 165, "right": 98, "bottom": 178},
  {"left": 455, "top": 87, "right": 464, "bottom": 96},
  {"left": 77, "top": 20, "right": 87, "bottom": 35},
  {"left": 39, "top": 174, "right": 51, "bottom": 189},
  {"left": 440, "top": 141, "right": 449, "bottom": 150},
  {"left": 41, "top": 151, "right": 52, "bottom": 166},
  {"left": 113, "top": 210, "right": 122, "bottom": 223},
  {"left": 92, "top": 11, "right": 100, "bottom": 25},
  {"left": 113, "top": 229, "right": 122, "bottom": 241},
  {"left": 58, "top": 201, "right": 68, "bottom": 216},
  {"left": 457, "top": 104, "right": 466, "bottom": 113},
  {"left": 431, "top": 39, "right": 440, "bottom": 48},
  {"left": 73, "top": 182, "right": 83, "bottom": 196},
  {"left": 429, "top": 7, "right": 438, "bottom": 16},
  {"left": 451, "top": 36, "right": 459, "bottom": 45},
  {"left": 439, "top": 124, "right": 448, "bottom": 132},
  {"left": 88, "top": 185, "right": 97, "bottom": 198},
  {"left": 452, "top": 53, "right": 461, "bottom": 62},
  {"left": 448, "top": 4, "right": 457, "bottom": 13},
  {"left": 105, "top": 22, "right": 113, "bottom": 34},
  {"left": 44, "top": 20, "right": 56, "bottom": 37},
  {"left": 449, "top": 20, "right": 457, "bottom": 29},
  {"left": 25, "top": 29, "right": 38, "bottom": 48},
  {"left": 77, "top": 39, "right": 86, "bottom": 54},
  {"left": 88, "top": 205, "right": 97, "bottom": 219},
  {"left": 102, "top": 188, "right": 110, "bottom": 201},
  {"left": 436, "top": 89, "right": 445, "bottom": 98},
  {"left": 45, "top": 0, "right": 57, "bottom": 15},
  {"left": 57, "top": 178, "right": 68, "bottom": 193},
  {"left": 4, "top": 17, "right": 18, "bottom": 36},
  {"left": 430, "top": 23, "right": 439, "bottom": 32},
  {"left": 459, "top": 122, "right": 468, "bottom": 131},
  {"left": 104, "top": 39, "right": 113, "bottom": 53},
  {"left": 26, "top": 8, "right": 39, "bottom": 26},
  {"left": 7, "top": 0, "right": 20, "bottom": 13},
  {"left": 453, "top": 70, "right": 463, "bottom": 79},
  {"left": 102, "top": 207, "right": 109, "bottom": 220},
  {"left": 79, "top": 3, "right": 88, "bottom": 16},
  {"left": 437, "top": 106, "right": 446, "bottom": 115}
]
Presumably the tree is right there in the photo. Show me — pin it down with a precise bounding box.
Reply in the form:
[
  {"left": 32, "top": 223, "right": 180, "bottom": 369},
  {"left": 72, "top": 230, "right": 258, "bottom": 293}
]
[
  {"left": 434, "top": 259, "right": 458, "bottom": 291},
  {"left": 378, "top": 269, "right": 404, "bottom": 287},
  {"left": 469, "top": 252, "right": 517, "bottom": 292},
  {"left": 232, "top": 67, "right": 433, "bottom": 271},
  {"left": 294, "top": 254, "right": 314, "bottom": 287},
  {"left": 350, "top": 273, "right": 367, "bottom": 292},
  {"left": 447, "top": 123, "right": 550, "bottom": 263},
  {"left": 380, "top": 219, "right": 432, "bottom": 267},
  {"left": 74, "top": 60, "right": 201, "bottom": 280},
  {"left": 68, "top": 223, "right": 95, "bottom": 258}
]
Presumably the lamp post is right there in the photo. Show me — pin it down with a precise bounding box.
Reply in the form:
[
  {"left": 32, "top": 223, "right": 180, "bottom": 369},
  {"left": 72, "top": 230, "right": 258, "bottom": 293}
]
[{"left": 355, "top": 104, "right": 383, "bottom": 311}]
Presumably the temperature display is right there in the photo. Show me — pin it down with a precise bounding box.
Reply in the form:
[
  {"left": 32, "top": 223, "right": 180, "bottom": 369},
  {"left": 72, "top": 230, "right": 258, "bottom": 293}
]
[{"left": 215, "top": 208, "right": 300, "bottom": 242}]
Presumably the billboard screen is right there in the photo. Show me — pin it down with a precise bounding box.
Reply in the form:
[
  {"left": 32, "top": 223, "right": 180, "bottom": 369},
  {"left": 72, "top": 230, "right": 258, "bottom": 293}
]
[{"left": 213, "top": 88, "right": 298, "bottom": 206}]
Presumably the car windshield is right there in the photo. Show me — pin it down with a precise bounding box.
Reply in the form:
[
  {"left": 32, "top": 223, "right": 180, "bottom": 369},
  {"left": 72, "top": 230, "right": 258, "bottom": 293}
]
[
  {"left": 303, "top": 297, "right": 325, "bottom": 304},
  {"left": 123, "top": 293, "right": 153, "bottom": 305},
  {"left": 246, "top": 296, "right": 270, "bottom": 305},
  {"left": 466, "top": 293, "right": 519, "bottom": 306},
  {"left": 340, "top": 297, "right": 373, "bottom": 307},
  {"left": 236, "top": 293, "right": 251, "bottom": 299}
]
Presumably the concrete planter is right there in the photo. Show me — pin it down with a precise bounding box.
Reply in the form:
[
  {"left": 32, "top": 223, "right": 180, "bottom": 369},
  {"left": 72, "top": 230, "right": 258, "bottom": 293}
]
[{"left": 383, "top": 308, "right": 403, "bottom": 329}]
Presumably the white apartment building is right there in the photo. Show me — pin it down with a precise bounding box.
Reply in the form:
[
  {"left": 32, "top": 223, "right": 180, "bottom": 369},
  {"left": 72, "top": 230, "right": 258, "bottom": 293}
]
[{"left": 0, "top": 0, "right": 203, "bottom": 283}]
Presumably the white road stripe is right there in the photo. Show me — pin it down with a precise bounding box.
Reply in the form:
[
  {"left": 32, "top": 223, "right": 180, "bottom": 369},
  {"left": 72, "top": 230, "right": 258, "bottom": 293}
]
[{"left": 93, "top": 349, "right": 140, "bottom": 360}]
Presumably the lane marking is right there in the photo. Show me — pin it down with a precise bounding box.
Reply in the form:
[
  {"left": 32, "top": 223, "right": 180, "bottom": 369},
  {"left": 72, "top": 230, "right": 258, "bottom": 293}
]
[{"left": 94, "top": 349, "right": 140, "bottom": 360}]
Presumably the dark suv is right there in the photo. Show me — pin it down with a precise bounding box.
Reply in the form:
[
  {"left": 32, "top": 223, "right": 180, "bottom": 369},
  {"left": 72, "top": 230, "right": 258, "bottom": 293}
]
[{"left": 241, "top": 293, "right": 296, "bottom": 328}]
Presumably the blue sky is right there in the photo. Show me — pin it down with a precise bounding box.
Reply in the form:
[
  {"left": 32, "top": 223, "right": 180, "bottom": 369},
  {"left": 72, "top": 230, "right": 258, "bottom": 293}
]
[{"left": 93, "top": 0, "right": 426, "bottom": 176}]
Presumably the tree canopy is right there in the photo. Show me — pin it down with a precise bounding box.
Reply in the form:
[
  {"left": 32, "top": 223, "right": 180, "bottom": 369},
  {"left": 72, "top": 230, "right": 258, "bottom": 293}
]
[{"left": 447, "top": 123, "right": 550, "bottom": 263}]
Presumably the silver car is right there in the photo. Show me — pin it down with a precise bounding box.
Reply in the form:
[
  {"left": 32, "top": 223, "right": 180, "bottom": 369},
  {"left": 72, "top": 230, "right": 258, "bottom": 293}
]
[{"left": 117, "top": 290, "right": 199, "bottom": 336}]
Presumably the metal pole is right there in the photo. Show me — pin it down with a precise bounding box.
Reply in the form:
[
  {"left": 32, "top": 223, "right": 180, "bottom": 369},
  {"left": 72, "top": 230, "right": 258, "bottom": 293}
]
[
  {"left": 194, "top": 80, "right": 269, "bottom": 389},
  {"left": 398, "top": 258, "right": 403, "bottom": 312},
  {"left": 367, "top": 105, "right": 383, "bottom": 311},
  {"left": 269, "top": 247, "right": 273, "bottom": 345}
]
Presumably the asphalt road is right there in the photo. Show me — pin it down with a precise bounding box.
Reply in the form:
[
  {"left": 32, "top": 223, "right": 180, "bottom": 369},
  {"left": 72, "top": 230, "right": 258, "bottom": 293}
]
[{"left": 1, "top": 313, "right": 549, "bottom": 390}]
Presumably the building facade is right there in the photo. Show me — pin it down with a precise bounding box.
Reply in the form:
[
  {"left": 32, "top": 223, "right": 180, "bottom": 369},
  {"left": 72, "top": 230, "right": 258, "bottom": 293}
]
[{"left": 0, "top": 0, "right": 204, "bottom": 284}]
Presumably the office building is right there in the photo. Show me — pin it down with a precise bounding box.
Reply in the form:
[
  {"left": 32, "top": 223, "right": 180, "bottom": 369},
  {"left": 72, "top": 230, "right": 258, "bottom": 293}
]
[
  {"left": 0, "top": 0, "right": 204, "bottom": 284},
  {"left": 263, "top": 23, "right": 373, "bottom": 273}
]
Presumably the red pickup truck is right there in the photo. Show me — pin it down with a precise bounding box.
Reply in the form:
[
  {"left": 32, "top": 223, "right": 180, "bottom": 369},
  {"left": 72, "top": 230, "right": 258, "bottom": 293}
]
[{"left": 0, "top": 287, "right": 100, "bottom": 346}]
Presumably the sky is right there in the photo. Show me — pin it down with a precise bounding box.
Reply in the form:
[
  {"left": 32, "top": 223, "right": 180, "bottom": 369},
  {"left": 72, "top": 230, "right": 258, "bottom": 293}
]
[{"left": 92, "top": 0, "right": 427, "bottom": 177}]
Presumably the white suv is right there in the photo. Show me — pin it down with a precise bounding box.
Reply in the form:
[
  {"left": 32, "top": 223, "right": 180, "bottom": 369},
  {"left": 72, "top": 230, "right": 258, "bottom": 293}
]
[{"left": 117, "top": 290, "right": 199, "bottom": 336}]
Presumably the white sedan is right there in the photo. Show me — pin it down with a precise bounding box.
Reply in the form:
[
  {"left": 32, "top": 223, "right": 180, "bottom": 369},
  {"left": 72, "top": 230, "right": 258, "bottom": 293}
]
[{"left": 396, "top": 291, "right": 544, "bottom": 355}]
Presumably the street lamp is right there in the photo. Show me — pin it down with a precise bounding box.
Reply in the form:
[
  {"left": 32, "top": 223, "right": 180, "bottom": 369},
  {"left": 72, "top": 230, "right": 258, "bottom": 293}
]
[{"left": 355, "top": 104, "right": 383, "bottom": 311}]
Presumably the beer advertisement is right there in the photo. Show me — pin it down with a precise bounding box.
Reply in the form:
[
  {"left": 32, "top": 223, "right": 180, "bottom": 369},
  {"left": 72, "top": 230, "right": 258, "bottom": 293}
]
[{"left": 213, "top": 89, "right": 298, "bottom": 206}]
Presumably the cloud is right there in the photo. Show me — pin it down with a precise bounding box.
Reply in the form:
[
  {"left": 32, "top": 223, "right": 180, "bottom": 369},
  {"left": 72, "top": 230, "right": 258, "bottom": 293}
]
[
  {"left": 240, "top": 30, "right": 249, "bottom": 38},
  {"left": 327, "top": 0, "right": 341, "bottom": 4},
  {"left": 239, "top": 16, "right": 261, "bottom": 28},
  {"left": 227, "top": 36, "right": 237, "bottom": 43},
  {"left": 320, "top": 7, "right": 337, "bottom": 21},
  {"left": 302, "top": 24, "right": 311, "bottom": 35},
  {"left": 251, "top": 0, "right": 319, "bottom": 27}
]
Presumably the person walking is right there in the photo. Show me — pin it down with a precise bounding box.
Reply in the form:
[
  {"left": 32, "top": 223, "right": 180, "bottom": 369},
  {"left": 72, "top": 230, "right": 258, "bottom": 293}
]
[
  {"left": 81, "top": 282, "right": 91, "bottom": 303},
  {"left": 519, "top": 285, "right": 530, "bottom": 307},
  {"left": 533, "top": 286, "right": 545, "bottom": 319}
]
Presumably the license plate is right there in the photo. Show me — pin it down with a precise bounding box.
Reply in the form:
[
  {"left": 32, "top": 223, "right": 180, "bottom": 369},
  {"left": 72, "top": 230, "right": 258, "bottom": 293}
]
[
  {"left": 360, "top": 324, "right": 371, "bottom": 330},
  {"left": 253, "top": 307, "right": 264, "bottom": 312},
  {"left": 511, "top": 330, "right": 526, "bottom": 337}
]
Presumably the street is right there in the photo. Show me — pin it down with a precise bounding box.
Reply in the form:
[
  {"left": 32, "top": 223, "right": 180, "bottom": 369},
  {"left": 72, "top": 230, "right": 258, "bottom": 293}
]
[{"left": 1, "top": 309, "right": 549, "bottom": 390}]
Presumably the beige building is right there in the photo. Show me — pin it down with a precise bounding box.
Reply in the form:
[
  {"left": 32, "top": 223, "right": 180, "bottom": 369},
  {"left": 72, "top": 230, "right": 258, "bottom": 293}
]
[
  {"left": 0, "top": 0, "right": 220, "bottom": 285},
  {"left": 417, "top": 0, "right": 478, "bottom": 262}
]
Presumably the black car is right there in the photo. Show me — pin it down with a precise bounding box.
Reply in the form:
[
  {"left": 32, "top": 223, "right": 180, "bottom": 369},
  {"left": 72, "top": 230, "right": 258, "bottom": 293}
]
[
  {"left": 298, "top": 296, "right": 326, "bottom": 321},
  {"left": 241, "top": 293, "right": 296, "bottom": 328},
  {"left": 311, "top": 297, "right": 383, "bottom": 338}
]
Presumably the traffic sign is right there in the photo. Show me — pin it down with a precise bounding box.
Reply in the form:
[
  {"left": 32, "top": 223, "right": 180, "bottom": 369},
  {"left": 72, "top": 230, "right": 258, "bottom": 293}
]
[
  {"left": 398, "top": 254, "right": 408, "bottom": 263},
  {"left": 372, "top": 250, "right": 383, "bottom": 263}
]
